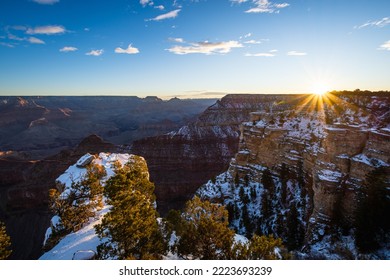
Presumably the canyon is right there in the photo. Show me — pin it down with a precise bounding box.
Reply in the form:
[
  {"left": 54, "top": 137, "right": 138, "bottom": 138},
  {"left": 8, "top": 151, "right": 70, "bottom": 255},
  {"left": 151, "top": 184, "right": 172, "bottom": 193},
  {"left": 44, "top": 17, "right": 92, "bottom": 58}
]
[{"left": 0, "top": 92, "right": 389, "bottom": 259}]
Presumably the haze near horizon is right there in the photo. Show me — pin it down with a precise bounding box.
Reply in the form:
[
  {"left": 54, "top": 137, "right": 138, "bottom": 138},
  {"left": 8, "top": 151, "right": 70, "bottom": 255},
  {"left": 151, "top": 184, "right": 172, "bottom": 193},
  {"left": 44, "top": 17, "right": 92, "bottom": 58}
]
[{"left": 0, "top": 0, "right": 389, "bottom": 98}]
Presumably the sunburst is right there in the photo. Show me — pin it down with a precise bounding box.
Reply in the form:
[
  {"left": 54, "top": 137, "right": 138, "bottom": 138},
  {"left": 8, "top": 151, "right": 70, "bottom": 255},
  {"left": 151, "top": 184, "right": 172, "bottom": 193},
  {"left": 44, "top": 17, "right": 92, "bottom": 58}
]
[{"left": 311, "top": 84, "right": 330, "bottom": 96}]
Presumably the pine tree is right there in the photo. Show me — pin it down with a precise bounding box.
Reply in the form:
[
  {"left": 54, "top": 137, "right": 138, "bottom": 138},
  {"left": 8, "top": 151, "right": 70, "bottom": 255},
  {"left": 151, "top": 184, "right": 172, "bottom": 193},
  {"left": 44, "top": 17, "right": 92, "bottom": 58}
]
[
  {"left": 261, "top": 189, "right": 270, "bottom": 222},
  {"left": 355, "top": 167, "right": 390, "bottom": 253},
  {"left": 177, "top": 196, "right": 235, "bottom": 260},
  {"left": 297, "top": 160, "right": 306, "bottom": 201},
  {"left": 0, "top": 221, "right": 12, "bottom": 260},
  {"left": 95, "top": 158, "right": 166, "bottom": 259},
  {"left": 280, "top": 163, "right": 289, "bottom": 206},
  {"left": 242, "top": 204, "right": 253, "bottom": 236},
  {"left": 225, "top": 203, "right": 235, "bottom": 224},
  {"left": 247, "top": 234, "right": 284, "bottom": 260},
  {"left": 250, "top": 187, "right": 257, "bottom": 200},
  {"left": 234, "top": 173, "right": 240, "bottom": 186},
  {"left": 286, "top": 202, "right": 304, "bottom": 250},
  {"left": 232, "top": 234, "right": 286, "bottom": 260},
  {"left": 239, "top": 185, "right": 245, "bottom": 201},
  {"left": 261, "top": 168, "right": 275, "bottom": 199},
  {"left": 46, "top": 163, "right": 105, "bottom": 249}
]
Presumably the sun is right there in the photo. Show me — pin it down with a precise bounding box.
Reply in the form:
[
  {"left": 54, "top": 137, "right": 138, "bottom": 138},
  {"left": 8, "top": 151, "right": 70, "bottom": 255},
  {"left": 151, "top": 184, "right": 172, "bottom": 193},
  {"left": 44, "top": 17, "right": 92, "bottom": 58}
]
[{"left": 311, "top": 84, "right": 330, "bottom": 96}]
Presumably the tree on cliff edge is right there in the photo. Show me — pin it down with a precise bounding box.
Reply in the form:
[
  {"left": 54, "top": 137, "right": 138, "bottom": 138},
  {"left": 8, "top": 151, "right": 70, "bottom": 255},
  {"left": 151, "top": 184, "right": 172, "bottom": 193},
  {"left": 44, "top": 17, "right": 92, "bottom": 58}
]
[
  {"left": 0, "top": 221, "right": 12, "bottom": 260},
  {"left": 177, "top": 196, "right": 235, "bottom": 259},
  {"left": 95, "top": 158, "right": 166, "bottom": 259}
]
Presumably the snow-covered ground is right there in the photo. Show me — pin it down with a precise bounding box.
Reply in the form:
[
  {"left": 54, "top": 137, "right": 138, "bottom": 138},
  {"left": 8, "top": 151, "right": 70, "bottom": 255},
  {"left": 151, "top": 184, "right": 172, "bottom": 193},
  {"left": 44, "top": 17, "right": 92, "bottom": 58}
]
[{"left": 40, "top": 152, "right": 135, "bottom": 260}]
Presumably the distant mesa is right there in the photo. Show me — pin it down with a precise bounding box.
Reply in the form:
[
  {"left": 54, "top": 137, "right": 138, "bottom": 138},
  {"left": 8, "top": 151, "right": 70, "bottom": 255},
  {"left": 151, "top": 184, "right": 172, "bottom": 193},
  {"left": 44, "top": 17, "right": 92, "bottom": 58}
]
[{"left": 143, "top": 96, "right": 163, "bottom": 102}]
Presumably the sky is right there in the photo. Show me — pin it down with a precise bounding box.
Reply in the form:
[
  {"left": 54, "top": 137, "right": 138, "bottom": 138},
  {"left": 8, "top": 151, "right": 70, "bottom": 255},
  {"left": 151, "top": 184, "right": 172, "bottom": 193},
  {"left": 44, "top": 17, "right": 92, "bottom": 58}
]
[{"left": 0, "top": 0, "right": 389, "bottom": 98}]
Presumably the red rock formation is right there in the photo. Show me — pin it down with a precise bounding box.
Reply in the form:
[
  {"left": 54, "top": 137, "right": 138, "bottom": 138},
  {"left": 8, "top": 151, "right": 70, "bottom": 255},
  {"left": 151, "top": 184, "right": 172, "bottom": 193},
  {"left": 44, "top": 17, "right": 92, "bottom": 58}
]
[{"left": 131, "top": 94, "right": 307, "bottom": 214}]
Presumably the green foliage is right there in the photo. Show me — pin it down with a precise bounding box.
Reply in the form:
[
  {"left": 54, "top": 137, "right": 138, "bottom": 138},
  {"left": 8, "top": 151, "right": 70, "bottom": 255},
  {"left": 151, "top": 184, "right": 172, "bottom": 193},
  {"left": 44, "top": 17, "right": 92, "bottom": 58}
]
[
  {"left": 95, "top": 158, "right": 166, "bottom": 260},
  {"left": 250, "top": 187, "right": 257, "bottom": 200},
  {"left": 355, "top": 167, "right": 390, "bottom": 253},
  {"left": 46, "top": 163, "right": 105, "bottom": 249},
  {"left": 165, "top": 209, "right": 185, "bottom": 235},
  {"left": 286, "top": 202, "right": 304, "bottom": 250},
  {"left": 261, "top": 168, "right": 275, "bottom": 199},
  {"left": 239, "top": 185, "right": 245, "bottom": 201},
  {"left": 225, "top": 203, "right": 235, "bottom": 224},
  {"left": 0, "top": 221, "right": 12, "bottom": 260},
  {"left": 177, "top": 196, "right": 235, "bottom": 260},
  {"left": 234, "top": 173, "right": 240, "bottom": 186},
  {"left": 280, "top": 163, "right": 288, "bottom": 206},
  {"left": 247, "top": 235, "right": 284, "bottom": 260},
  {"left": 261, "top": 189, "right": 270, "bottom": 222},
  {"left": 232, "top": 234, "right": 286, "bottom": 260},
  {"left": 241, "top": 204, "right": 253, "bottom": 236}
]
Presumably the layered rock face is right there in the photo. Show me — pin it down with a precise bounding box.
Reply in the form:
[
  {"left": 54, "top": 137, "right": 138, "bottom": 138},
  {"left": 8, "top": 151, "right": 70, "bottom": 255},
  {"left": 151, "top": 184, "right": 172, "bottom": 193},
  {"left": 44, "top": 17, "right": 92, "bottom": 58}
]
[
  {"left": 131, "top": 94, "right": 306, "bottom": 214},
  {"left": 198, "top": 92, "right": 389, "bottom": 257}
]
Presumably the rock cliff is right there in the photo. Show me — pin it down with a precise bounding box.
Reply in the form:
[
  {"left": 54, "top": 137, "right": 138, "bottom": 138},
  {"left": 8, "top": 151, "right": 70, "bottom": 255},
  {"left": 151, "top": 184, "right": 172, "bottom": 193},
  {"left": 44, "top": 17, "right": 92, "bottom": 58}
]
[
  {"left": 198, "top": 91, "right": 390, "bottom": 258},
  {"left": 131, "top": 94, "right": 306, "bottom": 214}
]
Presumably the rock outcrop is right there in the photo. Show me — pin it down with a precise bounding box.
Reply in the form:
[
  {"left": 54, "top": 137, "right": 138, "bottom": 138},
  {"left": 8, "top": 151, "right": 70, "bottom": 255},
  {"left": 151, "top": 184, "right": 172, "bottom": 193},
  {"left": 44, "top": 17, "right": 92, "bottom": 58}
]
[
  {"left": 197, "top": 92, "right": 390, "bottom": 258},
  {"left": 0, "top": 135, "right": 117, "bottom": 259},
  {"left": 131, "top": 94, "right": 307, "bottom": 214}
]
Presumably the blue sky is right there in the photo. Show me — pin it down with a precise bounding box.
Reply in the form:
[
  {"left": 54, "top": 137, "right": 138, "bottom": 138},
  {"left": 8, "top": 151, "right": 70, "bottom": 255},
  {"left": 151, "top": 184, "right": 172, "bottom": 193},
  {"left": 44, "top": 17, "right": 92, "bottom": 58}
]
[{"left": 0, "top": 0, "right": 389, "bottom": 98}]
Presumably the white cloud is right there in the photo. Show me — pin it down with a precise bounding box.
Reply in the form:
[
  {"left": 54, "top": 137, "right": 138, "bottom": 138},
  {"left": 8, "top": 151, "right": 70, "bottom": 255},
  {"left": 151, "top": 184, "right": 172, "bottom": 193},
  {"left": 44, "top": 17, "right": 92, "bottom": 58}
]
[
  {"left": 155, "top": 5, "right": 165, "bottom": 10},
  {"left": 287, "top": 50, "right": 307, "bottom": 56},
  {"left": 115, "top": 44, "right": 140, "bottom": 54},
  {"left": 28, "top": 37, "right": 45, "bottom": 44},
  {"left": 26, "top": 25, "right": 66, "bottom": 35},
  {"left": 245, "top": 52, "right": 275, "bottom": 57},
  {"left": 60, "top": 46, "right": 78, "bottom": 52},
  {"left": 355, "top": 17, "right": 390, "bottom": 29},
  {"left": 167, "top": 40, "right": 243, "bottom": 55},
  {"left": 274, "top": 3, "right": 289, "bottom": 8},
  {"left": 140, "top": 0, "right": 153, "bottom": 7},
  {"left": 244, "top": 39, "right": 261, "bottom": 44},
  {"left": 150, "top": 9, "right": 181, "bottom": 21},
  {"left": 378, "top": 40, "right": 390, "bottom": 51},
  {"left": 86, "top": 49, "right": 104, "bottom": 56},
  {"left": 169, "top": 37, "right": 184, "bottom": 43},
  {"left": 244, "top": 0, "right": 290, "bottom": 14},
  {"left": 32, "top": 0, "right": 59, "bottom": 4},
  {"left": 8, "top": 34, "right": 24, "bottom": 41},
  {"left": 0, "top": 42, "right": 14, "bottom": 48},
  {"left": 231, "top": 0, "right": 249, "bottom": 3},
  {"left": 8, "top": 33, "right": 45, "bottom": 44}
]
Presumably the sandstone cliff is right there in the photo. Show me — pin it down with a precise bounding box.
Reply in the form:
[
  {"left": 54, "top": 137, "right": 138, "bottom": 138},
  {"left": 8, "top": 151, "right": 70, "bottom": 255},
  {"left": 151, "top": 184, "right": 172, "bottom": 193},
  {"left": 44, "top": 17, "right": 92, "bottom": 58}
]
[
  {"left": 198, "top": 92, "right": 390, "bottom": 258},
  {"left": 131, "top": 94, "right": 307, "bottom": 214}
]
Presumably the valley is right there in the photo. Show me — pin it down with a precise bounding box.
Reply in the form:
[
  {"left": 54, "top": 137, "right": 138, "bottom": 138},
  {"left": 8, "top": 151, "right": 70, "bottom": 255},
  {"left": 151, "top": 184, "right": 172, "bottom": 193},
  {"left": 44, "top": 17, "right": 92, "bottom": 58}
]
[{"left": 0, "top": 92, "right": 389, "bottom": 259}]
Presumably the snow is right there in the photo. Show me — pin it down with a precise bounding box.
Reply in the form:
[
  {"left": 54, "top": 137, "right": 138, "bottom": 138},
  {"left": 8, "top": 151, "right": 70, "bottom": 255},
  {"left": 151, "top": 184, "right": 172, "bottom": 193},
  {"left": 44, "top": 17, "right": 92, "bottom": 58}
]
[
  {"left": 317, "top": 169, "right": 342, "bottom": 182},
  {"left": 351, "top": 154, "right": 389, "bottom": 167},
  {"left": 325, "top": 126, "right": 346, "bottom": 131},
  {"left": 71, "top": 250, "right": 96, "bottom": 260},
  {"left": 255, "top": 120, "right": 267, "bottom": 128},
  {"left": 40, "top": 206, "right": 109, "bottom": 260},
  {"left": 234, "top": 234, "right": 248, "bottom": 245},
  {"left": 43, "top": 215, "right": 61, "bottom": 246},
  {"left": 337, "top": 154, "right": 350, "bottom": 159},
  {"left": 41, "top": 152, "right": 137, "bottom": 260}
]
